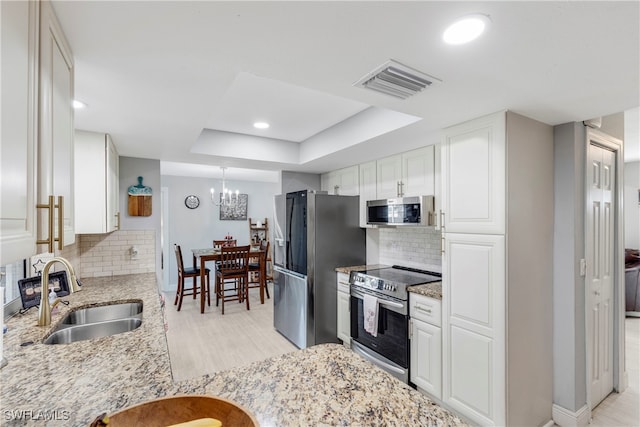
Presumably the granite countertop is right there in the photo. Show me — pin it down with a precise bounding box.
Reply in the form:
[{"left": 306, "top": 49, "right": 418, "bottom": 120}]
[
  {"left": 408, "top": 282, "right": 443, "bottom": 300},
  {"left": 335, "top": 264, "right": 389, "bottom": 274},
  {"left": 1, "top": 273, "right": 464, "bottom": 426}
]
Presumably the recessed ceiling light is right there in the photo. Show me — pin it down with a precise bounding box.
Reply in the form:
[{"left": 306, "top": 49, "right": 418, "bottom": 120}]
[
  {"left": 443, "top": 14, "right": 490, "bottom": 45},
  {"left": 73, "top": 100, "right": 87, "bottom": 109},
  {"left": 253, "top": 121, "right": 270, "bottom": 129}
]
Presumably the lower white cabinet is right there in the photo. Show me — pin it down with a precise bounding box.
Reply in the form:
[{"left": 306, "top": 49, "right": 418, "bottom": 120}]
[
  {"left": 410, "top": 293, "right": 442, "bottom": 399},
  {"left": 336, "top": 272, "right": 351, "bottom": 345}
]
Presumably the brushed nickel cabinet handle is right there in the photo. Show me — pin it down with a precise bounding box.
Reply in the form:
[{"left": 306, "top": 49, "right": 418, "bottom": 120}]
[
  {"left": 36, "top": 195, "right": 55, "bottom": 252},
  {"left": 56, "top": 195, "right": 63, "bottom": 250}
]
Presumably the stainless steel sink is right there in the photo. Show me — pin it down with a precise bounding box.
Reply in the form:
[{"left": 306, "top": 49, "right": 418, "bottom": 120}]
[
  {"left": 61, "top": 302, "right": 143, "bottom": 325},
  {"left": 43, "top": 318, "right": 143, "bottom": 345}
]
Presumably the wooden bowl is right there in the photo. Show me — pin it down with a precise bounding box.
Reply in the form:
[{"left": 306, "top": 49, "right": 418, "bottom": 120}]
[{"left": 106, "top": 395, "right": 259, "bottom": 427}]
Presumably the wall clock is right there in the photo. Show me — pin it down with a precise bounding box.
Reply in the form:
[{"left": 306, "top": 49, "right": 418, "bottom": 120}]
[{"left": 184, "top": 195, "right": 200, "bottom": 209}]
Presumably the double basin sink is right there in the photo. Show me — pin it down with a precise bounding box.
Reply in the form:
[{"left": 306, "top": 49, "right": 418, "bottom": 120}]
[{"left": 43, "top": 301, "right": 143, "bottom": 345}]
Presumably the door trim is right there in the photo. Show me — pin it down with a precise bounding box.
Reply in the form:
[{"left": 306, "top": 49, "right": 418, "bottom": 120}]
[{"left": 583, "top": 127, "right": 627, "bottom": 418}]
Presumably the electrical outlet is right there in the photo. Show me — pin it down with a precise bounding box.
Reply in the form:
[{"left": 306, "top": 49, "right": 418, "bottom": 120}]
[{"left": 579, "top": 259, "right": 586, "bottom": 277}]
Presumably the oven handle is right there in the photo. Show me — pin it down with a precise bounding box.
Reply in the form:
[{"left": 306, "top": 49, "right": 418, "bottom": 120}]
[
  {"left": 351, "top": 341, "right": 406, "bottom": 376},
  {"left": 350, "top": 288, "right": 407, "bottom": 315}
]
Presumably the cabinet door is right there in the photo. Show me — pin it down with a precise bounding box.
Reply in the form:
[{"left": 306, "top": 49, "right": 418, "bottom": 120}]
[
  {"left": 337, "top": 165, "right": 359, "bottom": 196},
  {"left": 441, "top": 112, "right": 505, "bottom": 234},
  {"left": 0, "top": 1, "right": 38, "bottom": 264},
  {"left": 336, "top": 272, "right": 351, "bottom": 344},
  {"left": 321, "top": 171, "right": 338, "bottom": 195},
  {"left": 442, "top": 232, "right": 505, "bottom": 426},
  {"left": 402, "top": 146, "right": 435, "bottom": 197},
  {"left": 376, "top": 154, "right": 402, "bottom": 199},
  {"left": 358, "top": 161, "right": 377, "bottom": 227},
  {"left": 38, "top": 0, "right": 75, "bottom": 246},
  {"left": 106, "top": 135, "right": 120, "bottom": 232},
  {"left": 410, "top": 318, "right": 442, "bottom": 399}
]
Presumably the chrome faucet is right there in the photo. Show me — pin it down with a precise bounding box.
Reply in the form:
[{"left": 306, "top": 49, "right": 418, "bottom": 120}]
[{"left": 38, "top": 257, "right": 81, "bottom": 326}]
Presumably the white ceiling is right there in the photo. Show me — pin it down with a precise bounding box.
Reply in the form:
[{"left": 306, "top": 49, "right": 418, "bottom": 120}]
[{"left": 53, "top": 1, "right": 640, "bottom": 181}]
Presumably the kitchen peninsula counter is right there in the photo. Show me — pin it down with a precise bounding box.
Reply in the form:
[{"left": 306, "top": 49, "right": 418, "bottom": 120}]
[{"left": 1, "top": 273, "right": 464, "bottom": 426}]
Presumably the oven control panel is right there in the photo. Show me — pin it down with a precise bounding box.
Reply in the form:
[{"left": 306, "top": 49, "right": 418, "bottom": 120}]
[{"left": 350, "top": 273, "right": 398, "bottom": 294}]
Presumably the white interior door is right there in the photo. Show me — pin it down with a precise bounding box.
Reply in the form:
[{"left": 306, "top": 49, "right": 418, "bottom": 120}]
[{"left": 587, "top": 142, "right": 616, "bottom": 408}]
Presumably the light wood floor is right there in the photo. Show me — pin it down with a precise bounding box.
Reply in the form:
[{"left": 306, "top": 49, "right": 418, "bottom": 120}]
[
  {"left": 163, "top": 282, "right": 297, "bottom": 382},
  {"left": 591, "top": 317, "right": 640, "bottom": 426},
  {"left": 164, "top": 287, "right": 638, "bottom": 424}
]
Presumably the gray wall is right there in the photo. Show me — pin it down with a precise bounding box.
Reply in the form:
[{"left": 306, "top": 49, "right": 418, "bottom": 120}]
[
  {"left": 119, "top": 157, "right": 162, "bottom": 286},
  {"left": 625, "top": 161, "right": 640, "bottom": 249},
  {"left": 162, "top": 174, "right": 279, "bottom": 290},
  {"left": 552, "top": 122, "right": 587, "bottom": 412}
]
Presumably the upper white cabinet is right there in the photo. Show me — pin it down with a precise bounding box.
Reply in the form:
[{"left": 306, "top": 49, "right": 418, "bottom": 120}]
[
  {"left": 358, "top": 161, "right": 377, "bottom": 227},
  {"left": 74, "top": 131, "right": 120, "bottom": 234},
  {"left": 376, "top": 154, "right": 402, "bottom": 198},
  {"left": 321, "top": 165, "right": 359, "bottom": 195},
  {"left": 37, "top": 0, "right": 75, "bottom": 249},
  {"left": 0, "top": 1, "right": 38, "bottom": 264},
  {"left": 440, "top": 111, "right": 554, "bottom": 426},
  {"left": 377, "top": 146, "right": 435, "bottom": 199},
  {"left": 441, "top": 114, "right": 505, "bottom": 234}
]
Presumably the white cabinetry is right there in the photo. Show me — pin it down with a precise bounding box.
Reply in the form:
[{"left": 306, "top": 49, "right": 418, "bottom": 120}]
[
  {"left": 410, "top": 293, "right": 442, "bottom": 399},
  {"left": 377, "top": 146, "right": 435, "bottom": 198},
  {"left": 336, "top": 272, "right": 351, "bottom": 345},
  {"left": 358, "top": 161, "right": 377, "bottom": 227},
  {"left": 37, "top": 0, "right": 75, "bottom": 249},
  {"left": 321, "top": 166, "right": 359, "bottom": 195},
  {"left": 0, "top": 0, "right": 38, "bottom": 264},
  {"left": 440, "top": 111, "right": 553, "bottom": 426},
  {"left": 74, "top": 131, "right": 120, "bottom": 234},
  {"left": 441, "top": 114, "right": 505, "bottom": 234},
  {"left": 376, "top": 154, "right": 402, "bottom": 198}
]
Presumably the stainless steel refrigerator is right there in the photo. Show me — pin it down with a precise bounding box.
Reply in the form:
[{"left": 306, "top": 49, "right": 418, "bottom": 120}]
[{"left": 273, "top": 190, "right": 365, "bottom": 348}]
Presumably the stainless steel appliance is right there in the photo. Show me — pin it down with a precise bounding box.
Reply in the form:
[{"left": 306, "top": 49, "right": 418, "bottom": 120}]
[
  {"left": 366, "top": 195, "right": 435, "bottom": 226},
  {"left": 349, "top": 265, "right": 441, "bottom": 383},
  {"left": 273, "top": 190, "right": 365, "bottom": 349}
]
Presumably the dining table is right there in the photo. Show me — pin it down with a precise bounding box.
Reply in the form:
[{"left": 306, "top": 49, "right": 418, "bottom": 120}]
[{"left": 191, "top": 246, "right": 265, "bottom": 313}]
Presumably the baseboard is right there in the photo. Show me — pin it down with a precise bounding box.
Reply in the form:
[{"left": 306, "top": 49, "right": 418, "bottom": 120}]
[
  {"left": 552, "top": 403, "right": 590, "bottom": 427},
  {"left": 542, "top": 420, "right": 555, "bottom": 427}
]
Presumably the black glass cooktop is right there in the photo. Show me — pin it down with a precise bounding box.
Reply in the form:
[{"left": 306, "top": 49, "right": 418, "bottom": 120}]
[{"left": 361, "top": 265, "right": 441, "bottom": 286}]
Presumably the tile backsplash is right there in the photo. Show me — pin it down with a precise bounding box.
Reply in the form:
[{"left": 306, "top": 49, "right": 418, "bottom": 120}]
[
  {"left": 377, "top": 227, "right": 442, "bottom": 272},
  {"left": 76, "top": 230, "right": 156, "bottom": 278}
]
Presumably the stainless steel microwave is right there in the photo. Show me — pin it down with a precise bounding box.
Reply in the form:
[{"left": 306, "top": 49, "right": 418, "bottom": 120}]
[{"left": 366, "top": 196, "right": 435, "bottom": 226}]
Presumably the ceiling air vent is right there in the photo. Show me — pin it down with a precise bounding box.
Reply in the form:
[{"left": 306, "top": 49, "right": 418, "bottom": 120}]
[{"left": 354, "top": 60, "right": 441, "bottom": 99}]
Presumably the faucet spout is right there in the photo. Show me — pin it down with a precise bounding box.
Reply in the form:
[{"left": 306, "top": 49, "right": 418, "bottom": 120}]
[{"left": 38, "top": 257, "right": 80, "bottom": 326}]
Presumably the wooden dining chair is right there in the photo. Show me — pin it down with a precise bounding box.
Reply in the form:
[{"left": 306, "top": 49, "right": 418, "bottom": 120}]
[
  {"left": 174, "top": 244, "right": 210, "bottom": 311},
  {"left": 247, "top": 240, "right": 270, "bottom": 304},
  {"left": 215, "top": 245, "right": 251, "bottom": 314},
  {"left": 213, "top": 239, "right": 237, "bottom": 249}
]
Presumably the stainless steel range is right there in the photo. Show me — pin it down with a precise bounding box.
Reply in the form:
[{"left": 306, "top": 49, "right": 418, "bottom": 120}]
[{"left": 349, "top": 265, "right": 441, "bottom": 383}]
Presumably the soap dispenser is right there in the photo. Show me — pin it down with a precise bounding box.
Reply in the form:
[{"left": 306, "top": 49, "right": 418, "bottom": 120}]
[{"left": 48, "top": 287, "right": 58, "bottom": 314}]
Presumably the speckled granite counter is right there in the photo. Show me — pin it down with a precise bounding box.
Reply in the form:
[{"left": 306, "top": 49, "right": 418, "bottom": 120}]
[
  {"left": 1, "top": 273, "right": 464, "bottom": 426},
  {"left": 335, "top": 264, "right": 389, "bottom": 274},
  {"left": 408, "top": 282, "right": 443, "bottom": 300}
]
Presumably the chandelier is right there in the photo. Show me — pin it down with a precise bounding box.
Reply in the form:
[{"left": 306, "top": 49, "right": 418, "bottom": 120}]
[{"left": 210, "top": 167, "right": 239, "bottom": 207}]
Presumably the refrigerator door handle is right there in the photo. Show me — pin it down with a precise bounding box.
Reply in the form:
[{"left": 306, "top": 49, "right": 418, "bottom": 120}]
[{"left": 273, "top": 265, "right": 307, "bottom": 280}]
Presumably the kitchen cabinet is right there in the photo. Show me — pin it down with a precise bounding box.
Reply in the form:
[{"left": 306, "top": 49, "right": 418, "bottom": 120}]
[
  {"left": 37, "top": 0, "right": 75, "bottom": 249},
  {"left": 321, "top": 165, "right": 359, "bottom": 195},
  {"left": 358, "top": 161, "right": 377, "bottom": 227},
  {"left": 377, "top": 146, "right": 435, "bottom": 199},
  {"left": 439, "top": 111, "right": 554, "bottom": 426},
  {"left": 336, "top": 272, "right": 351, "bottom": 346},
  {"left": 0, "top": 0, "right": 38, "bottom": 264},
  {"left": 74, "top": 131, "right": 120, "bottom": 234},
  {"left": 410, "top": 293, "right": 442, "bottom": 399}
]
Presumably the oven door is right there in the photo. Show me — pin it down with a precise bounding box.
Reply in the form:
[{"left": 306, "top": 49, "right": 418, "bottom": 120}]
[{"left": 350, "top": 287, "right": 409, "bottom": 368}]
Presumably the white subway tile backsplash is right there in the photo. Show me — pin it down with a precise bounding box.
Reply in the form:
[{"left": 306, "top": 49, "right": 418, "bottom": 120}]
[
  {"left": 76, "top": 230, "right": 156, "bottom": 278},
  {"left": 377, "top": 227, "right": 442, "bottom": 272}
]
